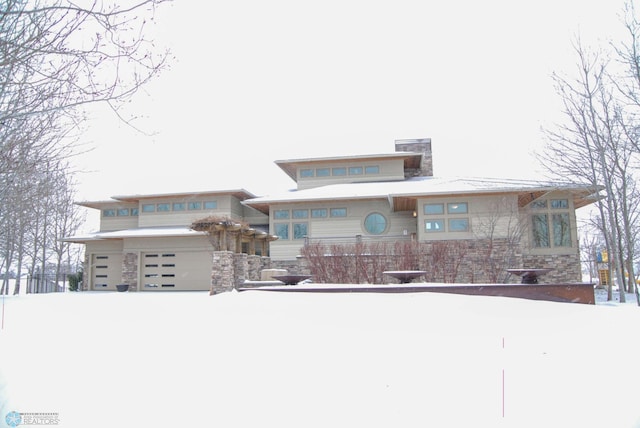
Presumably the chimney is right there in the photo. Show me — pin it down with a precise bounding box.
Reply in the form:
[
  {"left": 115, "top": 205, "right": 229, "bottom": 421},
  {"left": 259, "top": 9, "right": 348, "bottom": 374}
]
[{"left": 394, "top": 138, "right": 433, "bottom": 177}]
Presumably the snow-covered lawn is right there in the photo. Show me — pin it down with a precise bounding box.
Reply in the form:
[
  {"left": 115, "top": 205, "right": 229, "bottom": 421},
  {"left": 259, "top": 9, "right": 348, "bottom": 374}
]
[{"left": 1, "top": 289, "right": 639, "bottom": 428}]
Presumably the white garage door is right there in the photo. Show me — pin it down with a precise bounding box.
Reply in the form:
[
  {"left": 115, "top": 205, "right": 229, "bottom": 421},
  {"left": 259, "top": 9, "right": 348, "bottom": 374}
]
[
  {"left": 91, "top": 254, "right": 123, "bottom": 291},
  {"left": 141, "top": 251, "right": 212, "bottom": 291}
]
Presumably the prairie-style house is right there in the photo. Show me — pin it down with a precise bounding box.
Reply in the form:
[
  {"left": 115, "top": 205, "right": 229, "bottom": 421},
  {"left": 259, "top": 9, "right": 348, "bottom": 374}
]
[{"left": 66, "top": 139, "right": 601, "bottom": 291}]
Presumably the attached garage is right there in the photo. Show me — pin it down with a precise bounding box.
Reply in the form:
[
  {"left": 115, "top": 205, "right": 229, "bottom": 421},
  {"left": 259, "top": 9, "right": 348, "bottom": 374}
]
[
  {"left": 141, "top": 251, "right": 212, "bottom": 291},
  {"left": 91, "top": 253, "right": 124, "bottom": 291}
]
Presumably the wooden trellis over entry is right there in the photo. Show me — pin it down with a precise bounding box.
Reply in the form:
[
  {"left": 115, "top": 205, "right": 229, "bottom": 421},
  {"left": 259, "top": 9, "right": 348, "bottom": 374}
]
[{"left": 191, "top": 216, "right": 278, "bottom": 256}]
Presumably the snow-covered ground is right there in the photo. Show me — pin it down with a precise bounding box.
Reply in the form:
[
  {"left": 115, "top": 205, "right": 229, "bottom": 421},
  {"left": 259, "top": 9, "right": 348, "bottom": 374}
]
[{"left": 1, "top": 289, "right": 639, "bottom": 428}]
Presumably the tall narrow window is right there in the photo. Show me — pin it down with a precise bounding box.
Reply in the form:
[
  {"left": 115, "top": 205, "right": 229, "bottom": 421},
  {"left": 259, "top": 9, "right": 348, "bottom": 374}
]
[
  {"left": 532, "top": 214, "right": 550, "bottom": 247},
  {"left": 293, "top": 223, "right": 308, "bottom": 239},
  {"left": 275, "top": 223, "right": 289, "bottom": 239},
  {"left": 553, "top": 213, "right": 571, "bottom": 246}
]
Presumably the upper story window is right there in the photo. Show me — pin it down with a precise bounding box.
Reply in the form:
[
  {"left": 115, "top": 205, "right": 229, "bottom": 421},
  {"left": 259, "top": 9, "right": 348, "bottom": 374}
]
[
  {"left": 188, "top": 202, "right": 202, "bottom": 210},
  {"left": 316, "top": 168, "right": 330, "bottom": 177},
  {"left": 365, "top": 165, "right": 380, "bottom": 174},
  {"left": 131, "top": 208, "right": 139, "bottom": 216},
  {"left": 531, "top": 198, "right": 571, "bottom": 248},
  {"left": 103, "top": 209, "right": 116, "bottom": 217},
  {"left": 157, "top": 203, "right": 170, "bottom": 212},
  {"left": 173, "top": 203, "right": 185, "bottom": 211},
  {"left": 332, "top": 167, "right": 347, "bottom": 176},
  {"left": 300, "top": 169, "right": 314, "bottom": 178},
  {"left": 142, "top": 204, "right": 155, "bottom": 213},
  {"left": 204, "top": 201, "right": 217, "bottom": 209},
  {"left": 349, "top": 166, "right": 363, "bottom": 175},
  {"left": 117, "top": 208, "right": 129, "bottom": 216},
  {"left": 330, "top": 208, "right": 347, "bottom": 217}
]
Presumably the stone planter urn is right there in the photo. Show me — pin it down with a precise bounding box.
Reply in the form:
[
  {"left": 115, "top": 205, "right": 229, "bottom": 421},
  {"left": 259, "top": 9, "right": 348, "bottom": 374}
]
[{"left": 116, "top": 284, "right": 129, "bottom": 292}]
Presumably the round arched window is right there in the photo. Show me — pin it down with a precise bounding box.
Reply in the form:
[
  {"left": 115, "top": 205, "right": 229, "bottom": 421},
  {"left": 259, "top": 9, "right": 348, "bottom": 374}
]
[{"left": 364, "top": 213, "right": 387, "bottom": 235}]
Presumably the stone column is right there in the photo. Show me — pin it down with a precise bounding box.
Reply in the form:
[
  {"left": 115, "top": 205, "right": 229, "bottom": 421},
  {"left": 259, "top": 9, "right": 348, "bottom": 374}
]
[
  {"left": 247, "top": 255, "right": 262, "bottom": 281},
  {"left": 122, "top": 252, "right": 139, "bottom": 292},
  {"left": 82, "top": 252, "right": 90, "bottom": 291},
  {"left": 233, "top": 253, "right": 248, "bottom": 288},
  {"left": 211, "top": 251, "right": 235, "bottom": 295}
]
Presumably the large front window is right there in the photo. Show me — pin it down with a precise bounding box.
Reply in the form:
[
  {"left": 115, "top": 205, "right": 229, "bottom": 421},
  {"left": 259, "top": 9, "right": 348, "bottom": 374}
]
[
  {"left": 423, "top": 201, "right": 470, "bottom": 233},
  {"left": 531, "top": 199, "right": 571, "bottom": 248}
]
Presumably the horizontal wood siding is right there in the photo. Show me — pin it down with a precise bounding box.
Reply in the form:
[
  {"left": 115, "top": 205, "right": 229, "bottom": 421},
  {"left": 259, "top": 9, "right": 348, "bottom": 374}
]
[
  {"left": 297, "top": 159, "right": 405, "bottom": 190},
  {"left": 98, "top": 203, "right": 140, "bottom": 231},
  {"left": 122, "top": 236, "right": 212, "bottom": 252},
  {"left": 269, "top": 200, "right": 417, "bottom": 260},
  {"left": 242, "top": 204, "right": 269, "bottom": 226},
  {"left": 86, "top": 240, "right": 124, "bottom": 253},
  {"left": 137, "top": 195, "right": 240, "bottom": 227}
]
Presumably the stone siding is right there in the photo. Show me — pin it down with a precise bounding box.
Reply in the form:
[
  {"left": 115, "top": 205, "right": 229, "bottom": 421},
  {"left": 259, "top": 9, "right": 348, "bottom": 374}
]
[
  {"left": 298, "top": 238, "right": 581, "bottom": 284},
  {"left": 211, "top": 251, "right": 235, "bottom": 295},
  {"left": 522, "top": 252, "right": 582, "bottom": 283},
  {"left": 121, "top": 252, "right": 139, "bottom": 291},
  {"left": 271, "top": 258, "right": 311, "bottom": 275},
  {"left": 82, "top": 252, "right": 90, "bottom": 291}
]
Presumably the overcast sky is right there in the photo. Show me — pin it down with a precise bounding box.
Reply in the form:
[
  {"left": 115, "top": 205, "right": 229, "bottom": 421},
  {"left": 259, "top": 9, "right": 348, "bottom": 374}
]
[{"left": 74, "top": 0, "right": 628, "bottom": 204}]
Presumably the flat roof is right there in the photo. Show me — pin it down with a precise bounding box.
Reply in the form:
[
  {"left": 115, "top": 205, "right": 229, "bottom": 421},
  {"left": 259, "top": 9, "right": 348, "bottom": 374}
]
[
  {"left": 77, "top": 189, "right": 257, "bottom": 209},
  {"left": 62, "top": 226, "right": 207, "bottom": 243},
  {"left": 274, "top": 152, "right": 423, "bottom": 181},
  {"left": 243, "top": 176, "right": 602, "bottom": 213}
]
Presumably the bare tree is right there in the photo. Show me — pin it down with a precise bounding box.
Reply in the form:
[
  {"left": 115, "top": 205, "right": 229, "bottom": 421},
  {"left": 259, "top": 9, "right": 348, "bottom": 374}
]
[
  {"left": 473, "top": 196, "right": 525, "bottom": 283},
  {"left": 1, "top": 0, "right": 170, "bottom": 291},
  {"left": 541, "top": 39, "right": 634, "bottom": 303}
]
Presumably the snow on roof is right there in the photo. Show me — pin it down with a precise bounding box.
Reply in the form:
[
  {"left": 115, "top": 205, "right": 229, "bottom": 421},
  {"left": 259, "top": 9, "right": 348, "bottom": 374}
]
[
  {"left": 245, "top": 175, "right": 599, "bottom": 205},
  {"left": 76, "top": 189, "right": 257, "bottom": 209},
  {"left": 62, "top": 226, "right": 206, "bottom": 242},
  {"left": 274, "top": 152, "right": 423, "bottom": 181}
]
